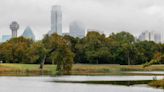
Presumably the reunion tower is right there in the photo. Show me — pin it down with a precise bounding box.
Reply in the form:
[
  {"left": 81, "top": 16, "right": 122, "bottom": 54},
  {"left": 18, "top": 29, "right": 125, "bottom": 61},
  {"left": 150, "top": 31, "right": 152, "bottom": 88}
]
[{"left": 10, "top": 21, "right": 19, "bottom": 38}]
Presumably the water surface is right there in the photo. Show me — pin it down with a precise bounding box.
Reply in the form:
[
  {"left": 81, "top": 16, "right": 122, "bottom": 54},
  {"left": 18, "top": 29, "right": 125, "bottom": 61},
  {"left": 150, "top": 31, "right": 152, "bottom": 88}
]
[{"left": 0, "top": 76, "right": 163, "bottom": 92}]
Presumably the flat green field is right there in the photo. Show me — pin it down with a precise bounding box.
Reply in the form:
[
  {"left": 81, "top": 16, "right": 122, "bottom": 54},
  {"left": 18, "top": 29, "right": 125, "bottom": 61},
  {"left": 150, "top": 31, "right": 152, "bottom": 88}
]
[
  {"left": 72, "top": 64, "right": 164, "bottom": 75},
  {"left": 0, "top": 64, "right": 164, "bottom": 76},
  {"left": 0, "top": 64, "right": 56, "bottom": 76}
]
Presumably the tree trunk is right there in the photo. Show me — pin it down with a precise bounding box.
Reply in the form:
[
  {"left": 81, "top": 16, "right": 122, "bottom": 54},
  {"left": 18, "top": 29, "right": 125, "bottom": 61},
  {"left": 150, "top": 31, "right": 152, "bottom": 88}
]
[{"left": 40, "top": 55, "right": 46, "bottom": 69}]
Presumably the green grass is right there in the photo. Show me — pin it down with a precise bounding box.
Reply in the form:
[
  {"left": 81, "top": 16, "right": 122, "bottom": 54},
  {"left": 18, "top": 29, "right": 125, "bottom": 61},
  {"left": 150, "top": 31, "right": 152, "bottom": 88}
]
[
  {"left": 72, "top": 64, "right": 164, "bottom": 75},
  {"left": 1, "top": 64, "right": 164, "bottom": 76},
  {"left": 0, "top": 64, "right": 56, "bottom": 76}
]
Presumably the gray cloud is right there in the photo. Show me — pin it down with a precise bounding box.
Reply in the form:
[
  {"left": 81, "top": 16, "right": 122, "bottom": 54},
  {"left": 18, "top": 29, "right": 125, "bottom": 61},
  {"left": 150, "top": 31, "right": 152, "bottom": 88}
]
[{"left": 0, "top": 0, "right": 164, "bottom": 40}]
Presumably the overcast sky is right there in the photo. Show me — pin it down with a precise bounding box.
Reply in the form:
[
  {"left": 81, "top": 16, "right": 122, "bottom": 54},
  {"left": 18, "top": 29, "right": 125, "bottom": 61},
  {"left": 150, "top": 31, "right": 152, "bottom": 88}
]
[{"left": 0, "top": 0, "right": 164, "bottom": 40}]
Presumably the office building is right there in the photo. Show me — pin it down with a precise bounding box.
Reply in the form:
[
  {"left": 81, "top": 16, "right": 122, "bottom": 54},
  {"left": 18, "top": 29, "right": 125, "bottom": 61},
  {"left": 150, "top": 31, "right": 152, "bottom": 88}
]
[
  {"left": 50, "top": 5, "right": 62, "bottom": 35},
  {"left": 22, "top": 26, "right": 35, "bottom": 40},
  {"left": 138, "top": 31, "right": 161, "bottom": 43},
  {"left": 69, "top": 21, "right": 85, "bottom": 38}
]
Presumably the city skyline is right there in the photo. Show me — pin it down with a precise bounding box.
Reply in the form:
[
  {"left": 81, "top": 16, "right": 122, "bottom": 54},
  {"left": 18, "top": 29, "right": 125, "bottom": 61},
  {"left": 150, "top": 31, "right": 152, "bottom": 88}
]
[
  {"left": 138, "top": 31, "right": 161, "bottom": 43},
  {"left": 0, "top": 0, "right": 164, "bottom": 41}
]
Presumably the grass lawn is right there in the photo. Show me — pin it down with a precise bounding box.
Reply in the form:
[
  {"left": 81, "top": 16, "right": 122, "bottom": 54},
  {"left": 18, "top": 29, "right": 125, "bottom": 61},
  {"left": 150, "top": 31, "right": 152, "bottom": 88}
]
[
  {"left": 72, "top": 64, "right": 164, "bottom": 75},
  {"left": 0, "top": 64, "right": 164, "bottom": 76},
  {"left": 0, "top": 64, "right": 56, "bottom": 76}
]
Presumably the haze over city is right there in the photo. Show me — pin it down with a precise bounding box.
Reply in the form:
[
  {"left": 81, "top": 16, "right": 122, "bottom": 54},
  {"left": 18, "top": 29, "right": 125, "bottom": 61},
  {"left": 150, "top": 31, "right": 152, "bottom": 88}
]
[
  {"left": 1, "top": 0, "right": 164, "bottom": 92},
  {"left": 0, "top": 0, "right": 164, "bottom": 41}
]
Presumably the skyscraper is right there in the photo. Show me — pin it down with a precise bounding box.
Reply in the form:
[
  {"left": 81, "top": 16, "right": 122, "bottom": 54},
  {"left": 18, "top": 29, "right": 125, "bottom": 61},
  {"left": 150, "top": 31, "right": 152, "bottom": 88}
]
[
  {"left": 10, "top": 21, "right": 19, "bottom": 38},
  {"left": 22, "top": 26, "right": 35, "bottom": 40},
  {"left": 138, "top": 31, "right": 150, "bottom": 41},
  {"left": 138, "top": 31, "right": 161, "bottom": 43},
  {"left": 154, "top": 32, "right": 161, "bottom": 43},
  {"left": 69, "top": 21, "right": 85, "bottom": 38},
  {"left": 51, "top": 5, "right": 62, "bottom": 35}
]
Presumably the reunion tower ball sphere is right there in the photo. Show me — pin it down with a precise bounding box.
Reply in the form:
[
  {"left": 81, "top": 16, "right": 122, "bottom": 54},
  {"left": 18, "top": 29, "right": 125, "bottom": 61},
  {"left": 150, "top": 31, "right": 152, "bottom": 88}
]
[{"left": 10, "top": 21, "right": 19, "bottom": 31}]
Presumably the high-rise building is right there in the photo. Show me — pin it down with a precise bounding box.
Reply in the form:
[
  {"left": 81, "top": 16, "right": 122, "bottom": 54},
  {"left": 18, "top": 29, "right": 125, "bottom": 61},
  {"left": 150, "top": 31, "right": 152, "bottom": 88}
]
[
  {"left": 138, "top": 31, "right": 150, "bottom": 41},
  {"left": 138, "top": 31, "right": 161, "bottom": 43},
  {"left": 22, "top": 26, "right": 35, "bottom": 40},
  {"left": 10, "top": 21, "right": 19, "bottom": 38},
  {"left": 69, "top": 21, "right": 85, "bottom": 38},
  {"left": 50, "top": 5, "right": 62, "bottom": 35},
  {"left": 154, "top": 32, "right": 161, "bottom": 43},
  {"left": 1, "top": 35, "right": 11, "bottom": 42}
]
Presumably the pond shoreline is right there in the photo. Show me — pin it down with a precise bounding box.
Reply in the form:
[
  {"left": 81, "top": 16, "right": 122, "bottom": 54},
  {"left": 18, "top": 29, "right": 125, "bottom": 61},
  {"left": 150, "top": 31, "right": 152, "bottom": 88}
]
[
  {"left": 1, "top": 64, "right": 164, "bottom": 76},
  {"left": 0, "top": 64, "right": 164, "bottom": 89},
  {"left": 53, "top": 80, "right": 152, "bottom": 86}
]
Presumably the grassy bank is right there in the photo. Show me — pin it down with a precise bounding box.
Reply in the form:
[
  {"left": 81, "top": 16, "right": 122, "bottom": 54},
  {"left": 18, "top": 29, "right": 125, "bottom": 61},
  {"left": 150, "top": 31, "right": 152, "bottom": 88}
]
[
  {"left": 149, "top": 80, "right": 164, "bottom": 89},
  {"left": 72, "top": 64, "right": 164, "bottom": 75},
  {"left": 0, "top": 64, "right": 56, "bottom": 76},
  {"left": 0, "top": 64, "right": 164, "bottom": 76}
]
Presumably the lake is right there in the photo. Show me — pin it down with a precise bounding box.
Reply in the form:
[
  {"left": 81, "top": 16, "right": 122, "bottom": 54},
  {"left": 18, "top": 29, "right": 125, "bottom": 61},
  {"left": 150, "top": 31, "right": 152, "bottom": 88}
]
[{"left": 0, "top": 76, "right": 163, "bottom": 92}]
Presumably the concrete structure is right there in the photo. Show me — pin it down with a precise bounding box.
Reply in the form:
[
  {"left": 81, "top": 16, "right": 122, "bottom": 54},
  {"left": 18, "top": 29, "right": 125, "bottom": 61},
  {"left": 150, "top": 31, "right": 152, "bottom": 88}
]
[
  {"left": 10, "top": 21, "right": 19, "bottom": 38},
  {"left": 138, "top": 31, "right": 161, "bottom": 43},
  {"left": 22, "top": 26, "right": 35, "bottom": 40},
  {"left": 69, "top": 21, "right": 85, "bottom": 38},
  {"left": 50, "top": 5, "right": 62, "bottom": 35},
  {"left": 2, "top": 35, "right": 11, "bottom": 42}
]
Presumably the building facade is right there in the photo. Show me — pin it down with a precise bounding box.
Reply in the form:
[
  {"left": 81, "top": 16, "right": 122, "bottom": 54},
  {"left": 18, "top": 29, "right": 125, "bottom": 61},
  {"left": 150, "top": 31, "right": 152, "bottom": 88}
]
[
  {"left": 138, "top": 31, "right": 161, "bottom": 43},
  {"left": 22, "top": 26, "right": 35, "bottom": 40},
  {"left": 69, "top": 21, "right": 85, "bottom": 38},
  {"left": 51, "top": 5, "right": 62, "bottom": 35}
]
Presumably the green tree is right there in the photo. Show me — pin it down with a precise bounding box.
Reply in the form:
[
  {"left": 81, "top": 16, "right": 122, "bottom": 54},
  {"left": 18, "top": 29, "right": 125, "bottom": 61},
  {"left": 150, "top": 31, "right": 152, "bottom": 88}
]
[
  {"left": 42, "top": 34, "right": 74, "bottom": 74},
  {"left": 0, "top": 37, "right": 33, "bottom": 63},
  {"left": 144, "top": 52, "right": 164, "bottom": 67},
  {"left": 27, "top": 41, "right": 47, "bottom": 64},
  {"left": 109, "top": 31, "right": 137, "bottom": 65},
  {"left": 75, "top": 31, "right": 113, "bottom": 64},
  {"left": 134, "top": 41, "right": 160, "bottom": 64}
]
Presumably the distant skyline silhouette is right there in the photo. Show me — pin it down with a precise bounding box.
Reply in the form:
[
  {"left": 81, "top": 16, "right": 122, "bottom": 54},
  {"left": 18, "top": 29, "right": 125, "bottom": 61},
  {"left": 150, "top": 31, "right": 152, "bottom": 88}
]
[{"left": 0, "top": 0, "right": 163, "bottom": 41}]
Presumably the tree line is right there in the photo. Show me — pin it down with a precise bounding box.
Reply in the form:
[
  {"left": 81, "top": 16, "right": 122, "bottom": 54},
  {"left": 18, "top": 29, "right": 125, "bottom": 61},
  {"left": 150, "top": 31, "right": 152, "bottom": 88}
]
[{"left": 0, "top": 31, "right": 163, "bottom": 66}]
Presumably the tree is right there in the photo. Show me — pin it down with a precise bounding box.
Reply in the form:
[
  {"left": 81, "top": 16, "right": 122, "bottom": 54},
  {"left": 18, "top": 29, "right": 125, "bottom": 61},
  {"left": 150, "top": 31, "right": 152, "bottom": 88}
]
[
  {"left": 143, "top": 52, "right": 164, "bottom": 67},
  {"left": 134, "top": 41, "right": 160, "bottom": 64},
  {"left": 75, "top": 31, "right": 114, "bottom": 64},
  {"left": 109, "top": 31, "right": 137, "bottom": 65},
  {"left": 42, "top": 34, "right": 74, "bottom": 74},
  {"left": 27, "top": 41, "right": 47, "bottom": 64},
  {"left": 0, "top": 37, "right": 33, "bottom": 63},
  {"left": 109, "top": 31, "right": 135, "bottom": 44}
]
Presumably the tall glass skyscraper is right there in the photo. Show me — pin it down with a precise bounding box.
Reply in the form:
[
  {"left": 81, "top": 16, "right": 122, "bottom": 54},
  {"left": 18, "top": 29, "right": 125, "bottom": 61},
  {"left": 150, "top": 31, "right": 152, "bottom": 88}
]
[{"left": 51, "top": 5, "right": 62, "bottom": 35}]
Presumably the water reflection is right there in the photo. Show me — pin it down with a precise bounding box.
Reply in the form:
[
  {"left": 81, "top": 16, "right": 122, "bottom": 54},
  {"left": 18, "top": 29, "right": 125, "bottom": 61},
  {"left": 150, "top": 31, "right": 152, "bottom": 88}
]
[{"left": 0, "top": 76, "right": 163, "bottom": 92}]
